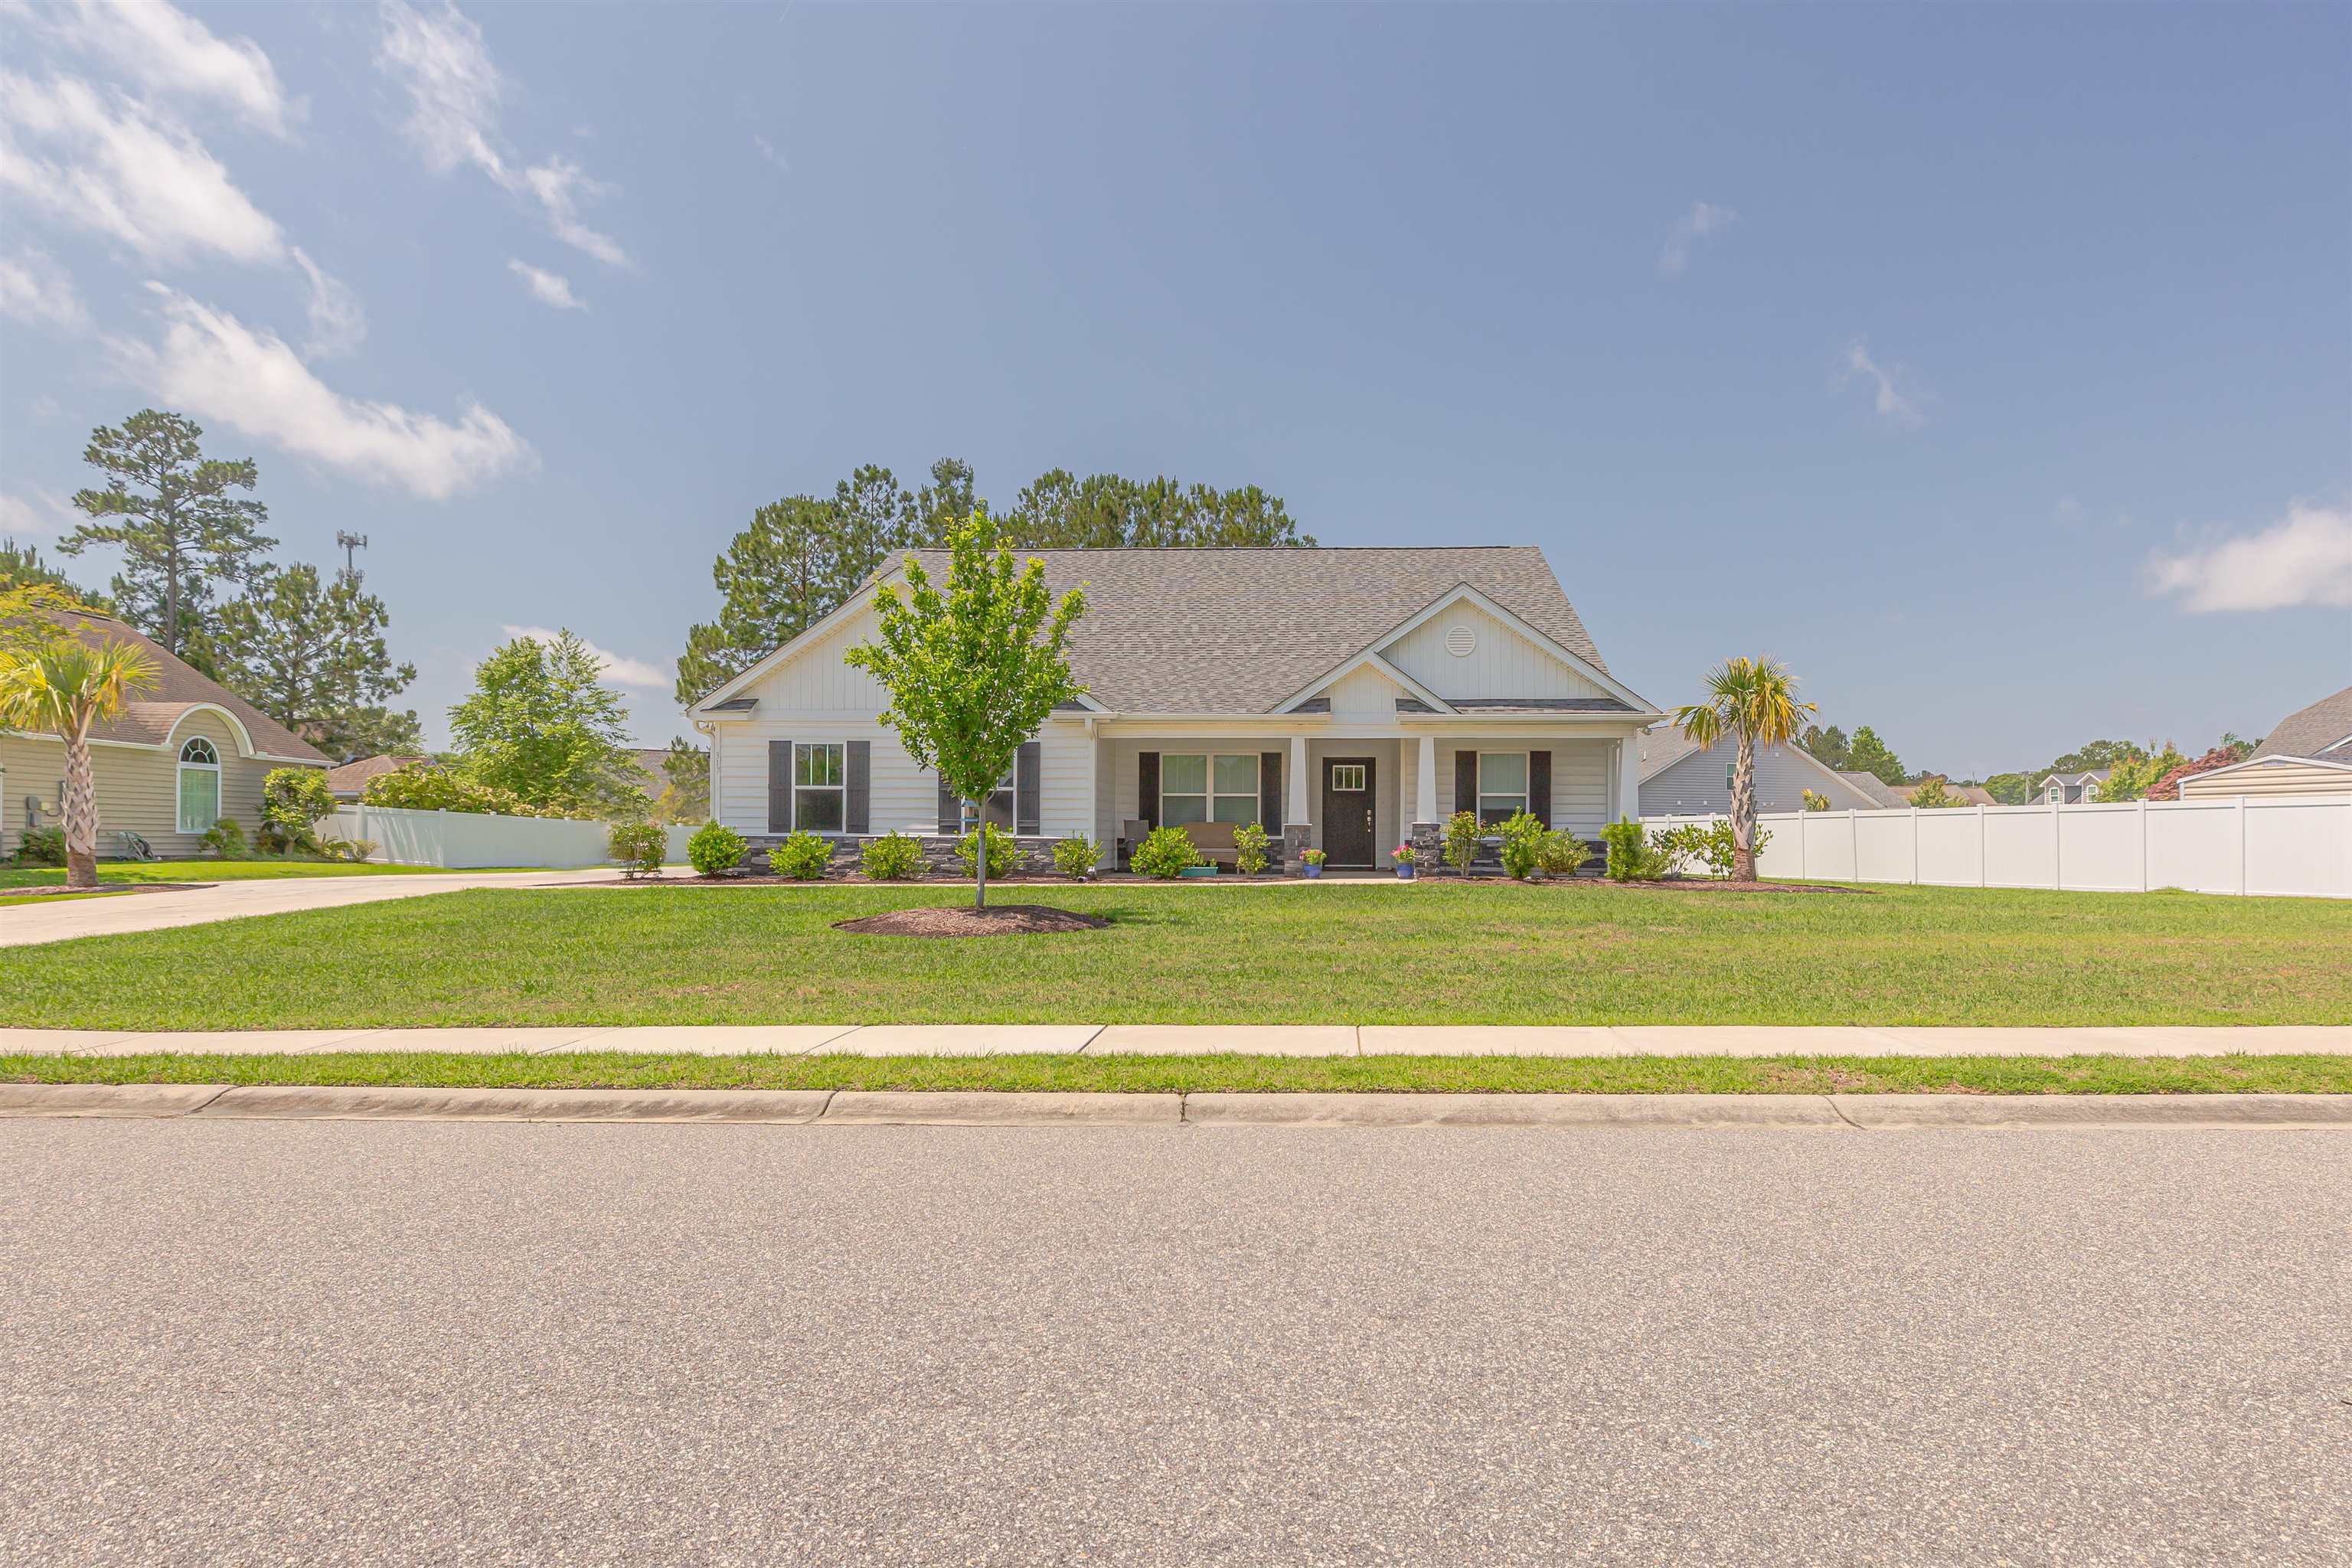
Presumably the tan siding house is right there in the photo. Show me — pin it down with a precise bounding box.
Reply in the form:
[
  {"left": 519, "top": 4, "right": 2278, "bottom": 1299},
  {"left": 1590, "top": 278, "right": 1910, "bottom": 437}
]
[
  {"left": 2177, "top": 684, "right": 2352, "bottom": 802},
  {"left": 2, "top": 612, "right": 328, "bottom": 859}
]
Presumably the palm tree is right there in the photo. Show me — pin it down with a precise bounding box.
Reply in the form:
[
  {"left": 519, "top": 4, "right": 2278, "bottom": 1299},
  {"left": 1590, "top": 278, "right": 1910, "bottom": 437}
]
[
  {"left": 0, "top": 631, "right": 159, "bottom": 889},
  {"left": 1673, "top": 656, "right": 1816, "bottom": 881}
]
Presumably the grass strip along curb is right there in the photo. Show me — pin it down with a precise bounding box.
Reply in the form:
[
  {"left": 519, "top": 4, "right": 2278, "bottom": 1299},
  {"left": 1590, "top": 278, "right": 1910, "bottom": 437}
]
[{"left": 8, "top": 1052, "right": 2351, "bottom": 1096}]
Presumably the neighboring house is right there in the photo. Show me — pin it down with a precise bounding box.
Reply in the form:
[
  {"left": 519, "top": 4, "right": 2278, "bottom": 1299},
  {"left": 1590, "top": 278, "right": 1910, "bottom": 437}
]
[
  {"left": 2040, "top": 769, "right": 2110, "bottom": 804},
  {"left": 1637, "top": 731, "right": 1889, "bottom": 815},
  {"left": 688, "top": 547, "right": 1662, "bottom": 870},
  {"left": 2177, "top": 684, "right": 2352, "bottom": 799},
  {"left": 1837, "top": 770, "right": 1911, "bottom": 810},
  {"left": 1945, "top": 782, "right": 1999, "bottom": 807},
  {"left": 628, "top": 747, "right": 673, "bottom": 803},
  {"left": 0, "top": 610, "right": 327, "bottom": 858},
  {"left": 325, "top": 753, "right": 427, "bottom": 802}
]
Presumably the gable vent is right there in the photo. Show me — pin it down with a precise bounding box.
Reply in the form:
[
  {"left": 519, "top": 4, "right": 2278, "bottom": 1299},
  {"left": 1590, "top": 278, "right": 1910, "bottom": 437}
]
[{"left": 1443, "top": 625, "right": 1476, "bottom": 658}]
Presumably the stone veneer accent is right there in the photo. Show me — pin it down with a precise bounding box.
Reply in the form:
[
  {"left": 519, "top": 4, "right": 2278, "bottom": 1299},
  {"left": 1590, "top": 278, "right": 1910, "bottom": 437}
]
[
  {"left": 1409, "top": 820, "right": 1442, "bottom": 873},
  {"left": 1280, "top": 823, "right": 1312, "bottom": 874}
]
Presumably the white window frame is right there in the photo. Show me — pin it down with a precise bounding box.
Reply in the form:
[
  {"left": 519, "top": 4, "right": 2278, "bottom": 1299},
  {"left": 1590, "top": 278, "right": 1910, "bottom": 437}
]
[
  {"left": 792, "top": 742, "right": 845, "bottom": 835},
  {"left": 1161, "top": 752, "right": 1261, "bottom": 827},
  {"left": 1329, "top": 763, "right": 1367, "bottom": 792},
  {"left": 1476, "top": 750, "right": 1529, "bottom": 827},
  {"left": 177, "top": 737, "right": 221, "bottom": 834}
]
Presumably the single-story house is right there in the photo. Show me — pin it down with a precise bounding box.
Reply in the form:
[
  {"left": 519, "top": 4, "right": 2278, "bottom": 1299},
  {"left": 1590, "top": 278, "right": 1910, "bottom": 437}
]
[
  {"left": 1638, "top": 730, "right": 1889, "bottom": 815},
  {"left": 2177, "top": 685, "right": 2352, "bottom": 799},
  {"left": 688, "top": 546, "right": 1663, "bottom": 871},
  {"left": 2040, "top": 769, "right": 2109, "bottom": 805},
  {"left": 1, "top": 610, "right": 328, "bottom": 858},
  {"left": 325, "top": 753, "right": 427, "bottom": 802}
]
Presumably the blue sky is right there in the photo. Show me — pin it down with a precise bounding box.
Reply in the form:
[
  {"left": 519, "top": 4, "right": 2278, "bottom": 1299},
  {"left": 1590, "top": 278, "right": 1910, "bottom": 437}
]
[{"left": 2, "top": 1, "right": 2346, "bottom": 775}]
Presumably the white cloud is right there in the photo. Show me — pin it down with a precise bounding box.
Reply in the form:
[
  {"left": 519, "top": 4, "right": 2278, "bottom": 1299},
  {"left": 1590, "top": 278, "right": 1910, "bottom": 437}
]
[
  {"left": 3, "top": 0, "right": 299, "bottom": 137},
  {"left": 1658, "top": 200, "right": 1735, "bottom": 275},
  {"left": 1840, "top": 340, "right": 1926, "bottom": 428},
  {"left": 376, "top": 2, "right": 629, "bottom": 268},
  {"left": 500, "top": 625, "right": 668, "bottom": 688},
  {"left": 752, "top": 133, "right": 787, "bottom": 172},
  {"left": 0, "top": 69, "right": 285, "bottom": 263},
  {"left": 112, "top": 283, "right": 534, "bottom": 501},
  {"left": 290, "top": 246, "right": 366, "bottom": 358},
  {"left": 0, "top": 246, "right": 88, "bottom": 329},
  {"left": 2146, "top": 501, "right": 2352, "bottom": 613},
  {"left": 0, "top": 486, "right": 79, "bottom": 537},
  {"left": 521, "top": 156, "right": 627, "bottom": 268},
  {"left": 507, "top": 257, "right": 583, "bottom": 309}
]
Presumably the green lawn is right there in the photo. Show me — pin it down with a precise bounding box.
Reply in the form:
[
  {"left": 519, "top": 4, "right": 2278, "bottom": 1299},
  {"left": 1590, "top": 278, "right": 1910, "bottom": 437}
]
[
  {"left": 9, "top": 1051, "right": 2348, "bottom": 1095},
  {"left": 3, "top": 880, "right": 2347, "bottom": 1029},
  {"left": 0, "top": 859, "right": 488, "bottom": 891}
]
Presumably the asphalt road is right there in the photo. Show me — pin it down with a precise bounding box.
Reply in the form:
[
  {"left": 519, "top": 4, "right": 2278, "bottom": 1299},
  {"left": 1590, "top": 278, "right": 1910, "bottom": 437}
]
[{"left": 3, "top": 1122, "right": 2346, "bottom": 1566}]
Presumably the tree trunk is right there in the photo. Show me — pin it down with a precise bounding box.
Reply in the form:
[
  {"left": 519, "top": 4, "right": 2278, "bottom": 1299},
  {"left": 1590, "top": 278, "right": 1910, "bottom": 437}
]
[
  {"left": 972, "top": 806, "right": 988, "bottom": 911},
  {"left": 1731, "top": 733, "right": 1757, "bottom": 882},
  {"left": 62, "top": 728, "right": 100, "bottom": 891}
]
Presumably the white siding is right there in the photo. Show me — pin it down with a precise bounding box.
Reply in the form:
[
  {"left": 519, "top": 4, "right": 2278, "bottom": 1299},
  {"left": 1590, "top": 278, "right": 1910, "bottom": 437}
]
[
  {"left": 710, "top": 714, "right": 1093, "bottom": 839},
  {"left": 1322, "top": 664, "right": 1405, "bottom": 718},
  {"left": 1639, "top": 738, "right": 1872, "bottom": 816},
  {"left": 1383, "top": 603, "right": 1609, "bottom": 701},
  {"left": 1421, "top": 738, "right": 1613, "bottom": 837}
]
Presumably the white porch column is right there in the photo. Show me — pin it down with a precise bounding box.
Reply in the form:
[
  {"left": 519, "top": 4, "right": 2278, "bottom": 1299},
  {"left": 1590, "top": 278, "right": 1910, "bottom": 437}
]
[
  {"left": 1282, "top": 734, "right": 1312, "bottom": 871},
  {"left": 1415, "top": 734, "right": 1438, "bottom": 827},
  {"left": 1615, "top": 736, "right": 1642, "bottom": 822}
]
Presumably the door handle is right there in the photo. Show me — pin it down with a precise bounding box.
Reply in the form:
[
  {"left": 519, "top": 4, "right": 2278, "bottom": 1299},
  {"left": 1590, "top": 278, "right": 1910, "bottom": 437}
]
[{"left": 1364, "top": 808, "right": 1373, "bottom": 831}]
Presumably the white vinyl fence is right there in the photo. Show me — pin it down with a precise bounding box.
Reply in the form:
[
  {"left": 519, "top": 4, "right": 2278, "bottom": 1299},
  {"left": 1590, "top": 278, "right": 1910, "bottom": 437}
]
[
  {"left": 327, "top": 805, "right": 699, "bottom": 870},
  {"left": 1643, "top": 795, "right": 2352, "bottom": 900}
]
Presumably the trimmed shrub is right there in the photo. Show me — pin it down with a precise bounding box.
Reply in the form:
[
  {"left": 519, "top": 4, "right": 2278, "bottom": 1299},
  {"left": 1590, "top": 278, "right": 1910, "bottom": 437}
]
[
  {"left": 861, "top": 831, "right": 924, "bottom": 880},
  {"left": 1443, "top": 810, "right": 1482, "bottom": 875},
  {"left": 1053, "top": 835, "right": 1102, "bottom": 880},
  {"left": 1232, "top": 822, "right": 1270, "bottom": 877},
  {"left": 769, "top": 831, "right": 834, "bottom": 880},
  {"left": 258, "top": 767, "right": 335, "bottom": 854},
  {"left": 1129, "top": 824, "right": 1202, "bottom": 880},
  {"left": 1602, "top": 820, "right": 1673, "bottom": 881},
  {"left": 1536, "top": 830, "right": 1592, "bottom": 877},
  {"left": 609, "top": 821, "right": 665, "bottom": 879},
  {"left": 323, "top": 836, "right": 378, "bottom": 863},
  {"left": 686, "top": 821, "right": 746, "bottom": 877},
  {"left": 199, "top": 818, "right": 249, "bottom": 859},
  {"left": 955, "top": 822, "right": 1017, "bottom": 879},
  {"left": 1495, "top": 811, "right": 1549, "bottom": 880},
  {"left": 11, "top": 825, "right": 67, "bottom": 866}
]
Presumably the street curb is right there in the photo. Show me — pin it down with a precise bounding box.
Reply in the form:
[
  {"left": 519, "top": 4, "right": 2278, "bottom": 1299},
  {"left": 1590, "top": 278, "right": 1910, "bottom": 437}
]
[{"left": 3, "top": 1083, "right": 2350, "bottom": 1129}]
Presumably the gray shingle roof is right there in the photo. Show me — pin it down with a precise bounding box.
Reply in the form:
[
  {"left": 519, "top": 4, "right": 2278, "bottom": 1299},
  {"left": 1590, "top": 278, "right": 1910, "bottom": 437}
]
[
  {"left": 1838, "top": 770, "right": 1910, "bottom": 808},
  {"left": 880, "top": 546, "right": 1616, "bottom": 715},
  {"left": 2252, "top": 684, "right": 2352, "bottom": 760},
  {"left": 1637, "top": 728, "right": 1704, "bottom": 781}
]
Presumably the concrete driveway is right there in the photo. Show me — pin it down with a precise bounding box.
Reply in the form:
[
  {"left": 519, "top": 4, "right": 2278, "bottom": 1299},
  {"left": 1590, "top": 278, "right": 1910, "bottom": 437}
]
[
  {"left": 2, "top": 1118, "right": 2344, "bottom": 1565},
  {"left": 0, "top": 866, "right": 675, "bottom": 949}
]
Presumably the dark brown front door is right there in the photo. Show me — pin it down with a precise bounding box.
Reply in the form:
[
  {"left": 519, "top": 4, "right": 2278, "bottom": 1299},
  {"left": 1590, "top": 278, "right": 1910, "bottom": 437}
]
[{"left": 1321, "top": 756, "right": 1376, "bottom": 867}]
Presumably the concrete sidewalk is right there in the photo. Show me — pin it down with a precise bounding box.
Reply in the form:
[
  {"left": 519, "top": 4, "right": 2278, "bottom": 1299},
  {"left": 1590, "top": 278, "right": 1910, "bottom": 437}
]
[
  {"left": 0, "top": 867, "right": 684, "bottom": 949},
  {"left": 2, "top": 1023, "right": 2345, "bottom": 1058}
]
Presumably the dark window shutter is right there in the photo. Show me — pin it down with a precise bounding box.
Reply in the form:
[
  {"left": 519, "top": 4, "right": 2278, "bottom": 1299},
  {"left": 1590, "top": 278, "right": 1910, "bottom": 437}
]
[
  {"left": 1016, "top": 741, "right": 1041, "bottom": 836},
  {"left": 768, "top": 739, "right": 792, "bottom": 833},
  {"left": 1454, "top": 750, "right": 1477, "bottom": 820},
  {"left": 1138, "top": 751, "right": 1160, "bottom": 832},
  {"left": 845, "top": 741, "right": 871, "bottom": 835},
  {"left": 1259, "top": 751, "right": 1281, "bottom": 828},
  {"left": 937, "top": 772, "right": 959, "bottom": 835},
  {"left": 1529, "top": 750, "right": 1551, "bottom": 828}
]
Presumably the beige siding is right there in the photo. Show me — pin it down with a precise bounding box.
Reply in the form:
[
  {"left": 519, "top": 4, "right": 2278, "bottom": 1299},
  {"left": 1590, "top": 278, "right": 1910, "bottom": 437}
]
[
  {"left": 2177, "top": 761, "right": 2352, "bottom": 799},
  {"left": 1383, "top": 603, "right": 1610, "bottom": 701},
  {"left": 1, "top": 709, "right": 307, "bottom": 858}
]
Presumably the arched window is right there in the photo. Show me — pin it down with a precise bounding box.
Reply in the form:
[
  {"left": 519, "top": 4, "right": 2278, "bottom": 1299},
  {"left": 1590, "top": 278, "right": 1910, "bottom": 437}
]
[{"left": 178, "top": 736, "right": 221, "bottom": 834}]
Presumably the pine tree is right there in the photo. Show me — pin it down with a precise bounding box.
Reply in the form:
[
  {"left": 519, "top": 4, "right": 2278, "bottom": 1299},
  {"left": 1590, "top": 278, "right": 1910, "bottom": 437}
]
[{"left": 211, "top": 563, "right": 420, "bottom": 763}]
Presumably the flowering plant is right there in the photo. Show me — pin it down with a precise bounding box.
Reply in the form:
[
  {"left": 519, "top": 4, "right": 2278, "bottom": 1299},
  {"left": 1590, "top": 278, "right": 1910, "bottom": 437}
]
[
  {"left": 1302, "top": 848, "right": 1326, "bottom": 866},
  {"left": 1391, "top": 842, "right": 1416, "bottom": 865}
]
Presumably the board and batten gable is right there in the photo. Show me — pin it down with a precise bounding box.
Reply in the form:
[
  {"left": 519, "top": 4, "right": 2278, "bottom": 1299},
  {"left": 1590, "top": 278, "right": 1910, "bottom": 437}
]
[
  {"left": 1640, "top": 737, "right": 1877, "bottom": 817},
  {"left": 1382, "top": 601, "right": 1612, "bottom": 701}
]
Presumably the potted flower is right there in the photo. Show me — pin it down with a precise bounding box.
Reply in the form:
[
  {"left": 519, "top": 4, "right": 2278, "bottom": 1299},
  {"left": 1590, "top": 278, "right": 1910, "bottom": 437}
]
[
  {"left": 1391, "top": 843, "right": 1417, "bottom": 880},
  {"left": 1302, "top": 847, "right": 1326, "bottom": 880}
]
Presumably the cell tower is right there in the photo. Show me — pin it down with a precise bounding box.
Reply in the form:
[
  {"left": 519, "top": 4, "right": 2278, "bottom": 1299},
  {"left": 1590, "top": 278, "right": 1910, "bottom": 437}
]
[{"left": 335, "top": 531, "right": 368, "bottom": 577}]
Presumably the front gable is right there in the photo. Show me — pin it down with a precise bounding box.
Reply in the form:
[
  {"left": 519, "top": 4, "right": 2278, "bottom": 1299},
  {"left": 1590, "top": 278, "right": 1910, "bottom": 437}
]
[{"left": 1382, "top": 599, "right": 1612, "bottom": 703}]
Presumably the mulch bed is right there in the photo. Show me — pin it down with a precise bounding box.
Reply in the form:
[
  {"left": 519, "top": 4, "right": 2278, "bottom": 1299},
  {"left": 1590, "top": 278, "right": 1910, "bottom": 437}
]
[{"left": 833, "top": 904, "right": 1112, "bottom": 938}]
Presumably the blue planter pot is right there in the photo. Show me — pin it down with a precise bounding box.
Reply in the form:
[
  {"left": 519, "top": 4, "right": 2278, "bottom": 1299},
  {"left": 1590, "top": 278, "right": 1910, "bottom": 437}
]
[
  {"left": 1302, "top": 864, "right": 1323, "bottom": 879},
  {"left": 1178, "top": 864, "right": 1218, "bottom": 879},
  {"left": 1396, "top": 864, "right": 1416, "bottom": 880}
]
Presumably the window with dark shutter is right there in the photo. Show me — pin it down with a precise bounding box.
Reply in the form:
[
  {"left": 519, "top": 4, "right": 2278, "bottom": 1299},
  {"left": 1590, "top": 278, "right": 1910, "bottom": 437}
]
[
  {"left": 768, "top": 738, "right": 792, "bottom": 832},
  {"left": 1137, "top": 752, "right": 1160, "bottom": 832},
  {"left": 937, "top": 773, "right": 959, "bottom": 835},
  {"left": 1528, "top": 750, "right": 1551, "bottom": 829},
  {"left": 1453, "top": 750, "right": 1476, "bottom": 822},
  {"left": 845, "top": 741, "right": 871, "bottom": 835},
  {"left": 1016, "top": 741, "right": 1041, "bottom": 836},
  {"left": 1259, "top": 750, "right": 1281, "bottom": 828}
]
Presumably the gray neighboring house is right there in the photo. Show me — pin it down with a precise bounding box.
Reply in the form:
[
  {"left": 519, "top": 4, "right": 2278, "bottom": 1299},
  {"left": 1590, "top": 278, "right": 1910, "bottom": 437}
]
[
  {"left": 2177, "top": 684, "right": 2352, "bottom": 799},
  {"left": 688, "top": 546, "right": 1663, "bottom": 871},
  {"left": 1637, "top": 731, "right": 1889, "bottom": 815},
  {"left": 2039, "top": 769, "right": 2110, "bottom": 805}
]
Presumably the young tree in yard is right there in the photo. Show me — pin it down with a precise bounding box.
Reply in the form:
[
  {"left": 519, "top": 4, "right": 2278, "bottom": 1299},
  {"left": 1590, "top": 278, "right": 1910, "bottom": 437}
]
[
  {"left": 449, "top": 630, "right": 641, "bottom": 816},
  {"left": 1673, "top": 657, "right": 1816, "bottom": 882},
  {"left": 211, "top": 564, "right": 421, "bottom": 762},
  {"left": 58, "top": 410, "right": 276, "bottom": 657},
  {"left": 0, "top": 628, "right": 158, "bottom": 887},
  {"left": 844, "top": 511, "right": 1086, "bottom": 910}
]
